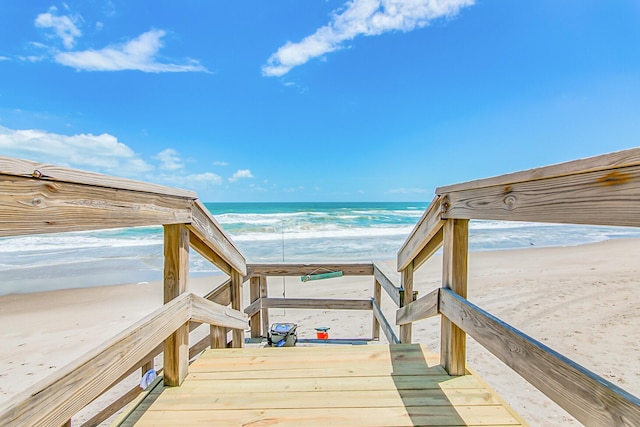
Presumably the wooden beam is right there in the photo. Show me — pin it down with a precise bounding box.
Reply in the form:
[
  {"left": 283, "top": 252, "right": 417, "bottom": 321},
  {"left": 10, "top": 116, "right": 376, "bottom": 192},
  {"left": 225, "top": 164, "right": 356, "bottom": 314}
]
[
  {"left": 247, "top": 263, "right": 374, "bottom": 277},
  {"left": 188, "top": 199, "right": 246, "bottom": 276},
  {"left": 0, "top": 293, "right": 191, "bottom": 427},
  {"left": 230, "top": 269, "right": 244, "bottom": 348},
  {"left": 413, "top": 227, "right": 443, "bottom": 271},
  {"left": 163, "top": 224, "right": 190, "bottom": 387},
  {"left": 250, "top": 277, "right": 262, "bottom": 338},
  {"left": 0, "top": 156, "right": 197, "bottom": 198},
  {"left": 396, "top": 288, "right": 440, "bottom": 325},
  {"left": 441, "top": 164, "right": 640, "bottom": 227},
  {"left": 79, "top": 385, "right": 141, "bottom": 427},
  {"left": 202, "top": 279, "right": 232, "bottom": 306},
  {"left": 371, "top": 299, "right": 400, "bottom": 344},
  {"left": 397, "top": 196, "right": 446, "bottom": 272},
  {"left": 372, "top": 262, "right": 401, "bottom": 307},
  {"left": 260, "top": 276, "right": 270, "bottom": 337},
  {"left": 210, "top": 326, "right": 228, "bottom": 349},
  {"left": 439, "top": 288, "right": 640, "bottom": 426},
  {"left": 259, "top": 298, "right": 373, "bottom": 311},
  {"left": 190, "top": 294, "right": 248, "bottom": 330},
  {"left": 372, "top": 279, "right": 382, "bottom": 340},
  {"left": 399, "top": 262, "right": 414, "bottom": 344},
  {"left": 437, "top": 147, "right": 640, "bottom": 194},
  {"left": 244, "top": 298, "right": 262, "bottom": 318},
  {"left": 188, "top": 231, "right": 232, "bottom": 276},
  {"left": 0, "top": 175, "right": 192, "bottom": 237},
  {"left": 440, "top": 219, "right": 468, "bottom": 376}
]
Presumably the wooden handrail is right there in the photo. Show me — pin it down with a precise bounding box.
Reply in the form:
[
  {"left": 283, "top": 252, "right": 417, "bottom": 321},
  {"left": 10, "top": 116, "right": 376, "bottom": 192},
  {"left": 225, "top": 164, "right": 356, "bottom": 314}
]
[
  {"left": 0, "top": 293, "right": 247, "bottom": 427},
  {"left": 371, "top": 299, "right": 399, "bottom": 344},
  {"left": 396, "top": 288, "right": 439, "bottom": 325},
  {"left": 246, "top": 262, "right": 374, "bottom": 278},
  {"left": 372, "top": 262, "right": 401, "bottom": 307},
  {"left": 397, "top": 195, "right": 446, "bottom": 271}
]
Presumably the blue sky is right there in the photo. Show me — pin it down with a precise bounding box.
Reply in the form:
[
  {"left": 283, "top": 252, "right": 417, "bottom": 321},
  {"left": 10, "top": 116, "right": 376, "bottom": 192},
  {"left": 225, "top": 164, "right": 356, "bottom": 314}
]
[{"left": 0, "top": 1, "right": 639, "bottom": 202}]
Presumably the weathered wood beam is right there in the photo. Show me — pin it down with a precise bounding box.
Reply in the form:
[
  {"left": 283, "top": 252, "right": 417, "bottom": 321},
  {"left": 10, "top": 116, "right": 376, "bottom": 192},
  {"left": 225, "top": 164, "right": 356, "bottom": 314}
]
[
  {"left": 189, "top": 294, "right": 248, "bottom": 330},
  {"left": 439, "top": 288, "right": 640, "bottom": 426},
  {"left": 437, "top": 147, "right": 640, "bottom": 194},
  {"left": 371, "top": 299, "right": 400, "bottom": 344},
  {"left": 413, "top": 227, "right": 443, "bottom": 271},
  {"left": 258, "top": 297, "right": 373, "bottom": 311},
  {"left": 0, "top": 156, "right": 197, "bottom": 198},
  {"left": 399, "top": 262, "right": 414, "bottom": 344},
  {"left": 188, "top": 199, "right": 246, "bottom": 276},
  {"left": 188, "top": 231, "right": 232, "bottom": 276},
  {"left": 244, "top": 298, "right": 262, "bottom": 318},
  {"left": 0, "top": 175, "right": 192, "bottom": 237},
  {"left": 372, "top": 279, "right": 382, "bottom": 340},
  {"left": 0, "top": 293, "right": 191, "bottom": 427},
  {"left": 230, "top": 269, "right": 244, "bottom": 348},
  {"left": 372, "top": 262, "right": 401, "bottom": 307},
  {"left": 397, "top": 196, "right": 446, "bottom": 272},
  {"left": 396, "top": 288, "right": 440, "bottom": 325},
  {"left": 441, "top": 164, "right": 640, "bottom": 227},
  {"left": 163, "top": 224, "right": 190, "bottom": 387},
  {"left": 247, "top": 263, "right": 374, "bottom": 277},
  {"left": 250, "top": 277, "right": 262, "bottom": 338},
  {"left": 202, "top": 279, "right": 232, "bottom": 307},
  {"left": 259, "top": 276, "right": 269, "bottom": 337},
  {"left": 440, "top": 219, "right": 468, "bottom": 376}
]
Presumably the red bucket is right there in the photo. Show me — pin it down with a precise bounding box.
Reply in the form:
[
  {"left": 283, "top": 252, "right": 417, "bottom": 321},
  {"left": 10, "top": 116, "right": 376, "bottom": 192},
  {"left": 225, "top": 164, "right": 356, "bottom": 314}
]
[{"left": 315, "top": 327, "right": 330, "bottom": 340}]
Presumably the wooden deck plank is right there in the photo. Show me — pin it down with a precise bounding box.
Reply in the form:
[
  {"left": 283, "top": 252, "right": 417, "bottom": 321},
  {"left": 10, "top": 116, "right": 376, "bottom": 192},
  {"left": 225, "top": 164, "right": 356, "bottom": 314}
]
[{"left": 118, "top": 344, "right": 526, "bottom": 427}]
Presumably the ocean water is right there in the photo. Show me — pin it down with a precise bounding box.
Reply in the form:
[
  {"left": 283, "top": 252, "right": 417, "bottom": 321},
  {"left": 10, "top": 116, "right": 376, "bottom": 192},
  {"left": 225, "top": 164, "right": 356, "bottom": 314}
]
[{"left": 1, "top": 202, "right": 639, "bottom": 295}]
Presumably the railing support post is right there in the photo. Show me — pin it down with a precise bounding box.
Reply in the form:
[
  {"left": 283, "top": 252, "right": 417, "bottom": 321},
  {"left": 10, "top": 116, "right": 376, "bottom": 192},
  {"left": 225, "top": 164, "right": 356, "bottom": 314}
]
[
  {"left": 163, "top": 224, "right": 190, "bottom": 386},
  {"left": 230, "top": 269, "right": 244, "bottom": 347},
  {"left": 399, "top": 261, "right": 414, "bottom": 343},
  {"left": 260, "top": 276, "right": 269, "bottom": 336},
  {"left": 250, "top": 276, "right": 262, "bottom": 338},
  {"left": 372, "top": 278, "right": 382, "bottom": 340},
  {"left": 210, "top": 325, "right": 227, "bottom": 349},
  {"left": 440, "top": 218, "right": 469, "bottom": 376}
]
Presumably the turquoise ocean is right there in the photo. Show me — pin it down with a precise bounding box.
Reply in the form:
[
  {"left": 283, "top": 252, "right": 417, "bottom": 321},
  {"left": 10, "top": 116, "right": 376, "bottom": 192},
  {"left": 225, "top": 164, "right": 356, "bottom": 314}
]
[{"left": 1, "top": 202, "right": 640, "bottom": 295}]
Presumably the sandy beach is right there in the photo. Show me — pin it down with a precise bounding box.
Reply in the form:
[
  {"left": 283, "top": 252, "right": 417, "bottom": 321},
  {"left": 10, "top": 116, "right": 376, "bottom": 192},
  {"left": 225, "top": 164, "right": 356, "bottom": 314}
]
[{"left": 1, "top": 238, "right": 639, "bottom": 426}]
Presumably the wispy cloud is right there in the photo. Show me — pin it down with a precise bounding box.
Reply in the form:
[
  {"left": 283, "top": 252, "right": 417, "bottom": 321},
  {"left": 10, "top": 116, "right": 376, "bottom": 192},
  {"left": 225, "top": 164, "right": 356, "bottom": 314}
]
[
  {"left": 34, "top": 6, "right": 82, "bottom": 49},
  {"left": 213, "top": 161, "right": 229, "bottom": 166},
  {"left": 0, "top": 125, "right": 151, "bottom": 176},
  {"left": 387, "top": 187, "right": 428, "bottom": 194},
  {"left": 229, "top": 169, "right": 254, "bottom": 182},
  {"left": 0, "top": 56, "right": 10, "bottom": 61},
  {"left": 55, "top": 29, "right": 208, "bottom": 72},
  {"left": 155, "top": 148, "right": 184, "bottom": 171},
  {"left": 262, "top": 0, "right": 474, "bottom": 76}
]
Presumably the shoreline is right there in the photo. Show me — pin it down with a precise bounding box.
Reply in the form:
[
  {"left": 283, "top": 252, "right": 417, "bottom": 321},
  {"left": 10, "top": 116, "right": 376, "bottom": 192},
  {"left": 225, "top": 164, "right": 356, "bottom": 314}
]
[{"left": 1, "top": 238, "right": 639, "bottom": 425}]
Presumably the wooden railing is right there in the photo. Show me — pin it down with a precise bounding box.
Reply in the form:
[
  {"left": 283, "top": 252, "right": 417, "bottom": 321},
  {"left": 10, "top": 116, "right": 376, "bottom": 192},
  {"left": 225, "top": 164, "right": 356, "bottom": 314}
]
[
  {"left": 395, "top": 147, "right": 640, "bottom": 426},
  {"left": 0, "top": 157, "right": 249, "bottom": 426},
  {"left": 243, "top": 262, "right": 404, "bottom": 345}
]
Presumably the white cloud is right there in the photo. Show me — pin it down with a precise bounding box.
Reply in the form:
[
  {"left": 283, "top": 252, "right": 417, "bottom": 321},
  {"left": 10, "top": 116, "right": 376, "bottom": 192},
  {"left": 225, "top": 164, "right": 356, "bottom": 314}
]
[
  {"left": 0, "top": 56, "right": 10, "bottom": 61},
  {"left": 155, "top": 148, "right": 184, "bottom": 171},
  {"left": 54, "top": 29, "right": 208, "bottom": 72},
  {"left": 262, "top": 0, "right": 474, "bottom": 76},
  {"left": 0, "top": 125, "right": 152, "bottom": 176},
  {"left": 229, "top": 169, "right": 254, "bottom": 182},
  {"left": 35, "top": 6, "right": 82, "bottom": 49},
  {"left": 387, "top": 187, "right": 428, "bottom": 194},
  {"left": 171, "top": 172, "right": 223, "bottom": 186},
  {"left": 213, "top": 161, "right": 229, "bottom": 166}
]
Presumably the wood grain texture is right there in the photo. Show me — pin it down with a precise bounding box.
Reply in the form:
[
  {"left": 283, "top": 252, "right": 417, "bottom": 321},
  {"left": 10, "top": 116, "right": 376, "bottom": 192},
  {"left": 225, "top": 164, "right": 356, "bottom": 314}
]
[
  {"left": 0, "top": 156, "right": 196, "bottom": 198},
  {"left": 397, "top": 195, "right": 446, "bottom": 271},
  {"left": 163, "top": 224, "right": 190, "bottom": 387},
  {"left": 396, "top": 288, "right": 440, "bottom": 325},
  {"left": 372, "top": 279, "right": 382, "bottom": 339},
  {"left": 441, "top": 219, "right": 468, "bottom": 376},
  {"left": 440, "top": 289, "right": 640, "bottom": 426},
  {"left": 441, "top": 164, "right": 640, "bottom": 227},
  {"left": 372, "top": 262, "right": 401, "bottom": 307},
  {"left": 190, "top": 294, "right": 248, "bottom": 330},
  {"left": 79, "top": 385, "right": 141, "bottom": 427},
  {"left": 229, "top": 269, "right": 244, "bottom": 348},
  {"left": 437, "top": 147, "right": 640, "bottom": 193},
  {"left": 0, "top": 293, "right": 191, "bottom": 427},
  {"left": 201, "top": 279, "right": 231, "bottom": 307},
  {"left": 0, "top": 176, "right": 192, "bottom": 237},
  {"left": 413, "top": 227, "right": 444, "bottom": 271},
  {"left": 259, "top": 297, "right": 373, "bottom": 311},
  {"left": 249, "top": 277, "right": 261, "bottom": 338},
  {"left": 372, "top": 299, "right": 400, "bottom": 344},
  {"left": 188, "top": 231, "right": 232, "bottom": 275},
  {"left": 399, "top": 262, "right": 414, "bottom": 344},
  {"left": 209, "top": 326, "right": 227, "bottom": 349},
  {"left": 188, "top": 200, "right": 246, "bottom": 276},
  {"left": 259, "top": 276, "right": 269, "bottom": 338},
  {"left": 247, "top": 263, "right": 374, "bottom": 277}
]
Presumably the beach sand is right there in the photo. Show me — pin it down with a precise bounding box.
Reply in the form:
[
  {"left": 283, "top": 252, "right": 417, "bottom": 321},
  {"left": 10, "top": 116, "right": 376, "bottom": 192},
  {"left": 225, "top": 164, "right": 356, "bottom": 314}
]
[{"left": 1, "top": 238, "right": 639, "bottom": 425}]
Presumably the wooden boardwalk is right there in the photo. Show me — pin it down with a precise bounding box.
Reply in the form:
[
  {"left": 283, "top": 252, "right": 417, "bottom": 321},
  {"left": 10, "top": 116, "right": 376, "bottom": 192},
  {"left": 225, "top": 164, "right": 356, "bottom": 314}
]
[{"left": 117, "top": 344, "right": 527, "bottom": 426}]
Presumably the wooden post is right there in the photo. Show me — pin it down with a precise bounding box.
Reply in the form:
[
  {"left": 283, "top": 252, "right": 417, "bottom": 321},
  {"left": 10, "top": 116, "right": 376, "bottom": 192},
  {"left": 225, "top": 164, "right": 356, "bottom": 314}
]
[
  {"left": 260, "top": 276, "right": 269, "bottom": 336},
  {"left": 250, "top": 276, "right": 262, "bottom": 338},
  {"left": 372, "top": 279, "right": 382, "bottom": 340},
  {"left": 399, "top": 261, "right": 414, "bottom": 344},
  {"left": 440, "top": 219, "right": 469, "bottom": 376},
  {"left": 230, "top": 269, "right": 244, "bottom": 348},
  {"left": 163, "top": 224, "right": 189, "bottom": 386},
  {"left": 141, "top": 358, "right": 154, "bottom": 375},
  {"left": 210, "top": 325, "right": 227, "bottom": 349}
]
